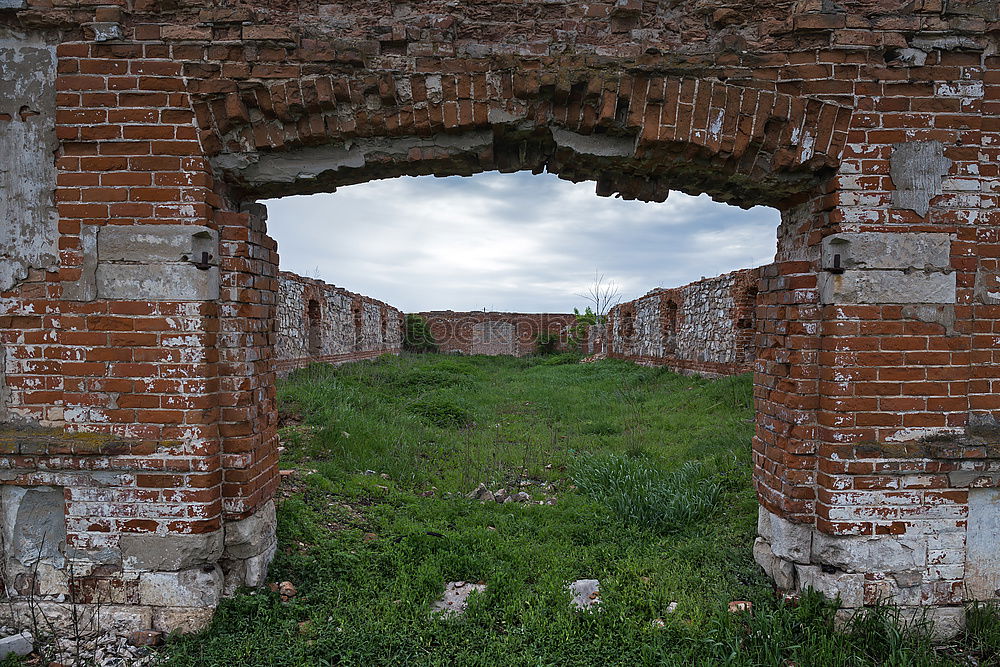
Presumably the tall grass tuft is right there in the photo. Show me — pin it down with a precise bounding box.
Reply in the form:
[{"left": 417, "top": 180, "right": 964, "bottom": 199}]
[
  {"left": 571, "top": 453, "right": 723, "bottom": 533},
  {"left": 408, "top": 396, "right": 473, "bottom": 428}
]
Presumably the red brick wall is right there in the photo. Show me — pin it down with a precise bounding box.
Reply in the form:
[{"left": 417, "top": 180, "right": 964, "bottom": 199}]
[
  {"left": 416, "top": 311, "right": 580, "bottom": 357},
  {"left": 0, "top": 0, "right": 995, "bottom": 632}
]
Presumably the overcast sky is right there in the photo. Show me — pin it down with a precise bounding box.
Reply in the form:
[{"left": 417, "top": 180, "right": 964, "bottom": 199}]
[{"left": 263, "top": 172, "right": 780, "bottom": 313}]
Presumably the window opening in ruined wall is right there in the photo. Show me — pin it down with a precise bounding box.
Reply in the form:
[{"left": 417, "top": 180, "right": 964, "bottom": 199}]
[
  {"left": 263, "top": 172, "right": 778, "bottom": 352},
  {"left": 307, "top": 298, "right": 322, "bottom": 357},
  {"left": 662, "top": 299, "right": 678, "bottom": 355}
]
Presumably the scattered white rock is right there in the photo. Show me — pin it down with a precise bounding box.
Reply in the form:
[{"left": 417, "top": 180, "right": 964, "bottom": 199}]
[
  {"left": 568, "top": 579, "right": 601, "bottom": 611},
  {"left": 37, "top": 629, "right": 162, "bottom": 666},
  {"left": 467, "top": 483, "right": 558, "bottom": 506},
  {"left": 431, "top": 580, "right": 487, "bottom": 617},
  {"left": 0, "top": 632, "right": 32, "bottom": 659},
  {"left": 467, "top": 483, "right": 489, "bottom": 500}
]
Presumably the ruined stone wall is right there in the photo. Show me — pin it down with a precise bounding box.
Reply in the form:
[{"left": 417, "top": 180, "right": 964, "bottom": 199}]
[
  {"left": 275, "top": 271, "right": 402, "bottom": 375},
  {"left": 584, "top": 324, "right": 606, "bottom": 356},
  {"left": 606, "top": 268, "right": 760, "bottom": 377},
  {"left": 0, "top": 0, "right": 996, "bottom": 638},
  {"left": 417, "top": 311, "right": 580, "bottom": 357}
]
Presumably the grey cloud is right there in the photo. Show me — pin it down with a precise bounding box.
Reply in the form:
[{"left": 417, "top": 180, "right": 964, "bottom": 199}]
[{"left": 263, "top": 172, "right": 779, "bottom": 313}]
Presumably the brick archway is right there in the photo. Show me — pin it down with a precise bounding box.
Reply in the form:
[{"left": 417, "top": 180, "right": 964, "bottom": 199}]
[{"left": 0, "top": 0, "right": 996, "bottom": 636}]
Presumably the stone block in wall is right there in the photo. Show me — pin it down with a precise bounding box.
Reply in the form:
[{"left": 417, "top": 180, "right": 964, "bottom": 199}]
[
  {"left": 757, "top": 505, "right": 812, "bottom": 563},
  {"left": 138, "top": 567, "right": 223, "bottom": 607},
  {"left": 966, "top": 489, "right": 1000, "bottom": 599},
  {"left": 221, "top": 499, "right": 277, "bottom": 594},
  {"left": 119, "top": 532, "right": 224, "bottom": 572},
  {"left": 795, "top": 564, "right": 865, "bottom": 608},
  {"left": 752, "top": 537, "right": 796, "bottom": 589},
  {"left": 86, "top": 225, "right": 220, "bottom": 301},
  {"left": 0, "top": 602, "right": 152, "bottom": 634},
  {"left": 224, "top": 499, "right": 276, "bottom": 559},
  {"left": 810, "top": 531, "right": 927, "bottom": 574},
  {"left": 0, "top": 30, "right": 59, "bottom": 294},
  {"left": 819, "top": 232, "right": 956, "bottom": 304},
  {"left": 818, "top": 270, "right": 956, "bottom": 304},
  {"left": 0, "top": 485, "right": 67, "bottom": 597},
  {"left": 152, "top": 607, "right": 216, "bottom": 634},
  {"left": 821, "top": 232, "right": 952, "bottom": 271}
]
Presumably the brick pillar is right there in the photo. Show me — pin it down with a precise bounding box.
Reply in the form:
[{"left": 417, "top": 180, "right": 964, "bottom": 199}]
[
  {"left": 214, "top": 203, "right": 280, "bottom": 595},
  {"left": 755, "top": 129, "right": 997, "bottom": 638},
  {"left": 0, "top": 37, "right": 277, "bottom": 634},
  {"left": 753, "top": 200, "right": 823, "bottom": 525},
  {"left": 215, "top": 203, "right": 280, "bottom": 521}
]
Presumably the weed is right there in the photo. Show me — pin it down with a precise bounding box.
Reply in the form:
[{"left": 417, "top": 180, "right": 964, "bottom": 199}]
[
  {"left": 408, "top": 396, "right": 474, "bottom": 428},
  {"left": 538, "top": 352, "right": 580, "bottom": 366},
  {"left": 157, "top": 354, "right": 1000, "bottom": 666},
  {"left": 535, "top": 332, "right": 559, "bottom": 355},
  {"left": 403, "top": 314, "right": 438, "bottom": 353},
  {"left": 571, "top": 453, "right": 724, "bottom": 533}
]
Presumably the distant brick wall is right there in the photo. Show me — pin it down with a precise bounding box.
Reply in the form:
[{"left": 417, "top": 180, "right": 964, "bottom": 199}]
[
  {"left": 416, "top": 311, "right": 580, "bottom": 357},
  {"left": 605, "top": 268, "right": 760, "bottom": 377},
  {"left": 275, "top": 271, "right": 402, "bottom": 375}
]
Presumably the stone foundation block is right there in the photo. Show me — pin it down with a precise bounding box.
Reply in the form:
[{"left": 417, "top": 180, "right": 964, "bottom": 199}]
[
  {"left": 752, "top": 537, "right": 795, "bottom": 590},
  {"left": 152, "top": 607, "right": 216, "bottom": 634},
  {"left": 757, "top": 505, "right": 812, "bottom": 563},
  {"left": 795, "top": 564, "right": 864, "bottom": 608},
  {"left": 224, "top": 500, "right": 277, "bottom": 559},
  {"left": 120, "top": 531, "right": 224, "bottom": 572},
  {"left": 755, "top": 507, "right": 983, "bottom": 639},
  {"left": 138, "top": 567, "right": 223, "bottom": 608}
]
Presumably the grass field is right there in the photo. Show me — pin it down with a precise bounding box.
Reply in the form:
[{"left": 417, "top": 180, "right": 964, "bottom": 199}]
[{"left": 160, "top": 353, "right": 1000, "bottom": 666}]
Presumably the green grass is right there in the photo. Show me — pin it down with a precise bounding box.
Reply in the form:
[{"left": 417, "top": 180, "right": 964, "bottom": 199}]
[{"left": 161, "top": 353, "right": 1000, "bottom": 666}]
